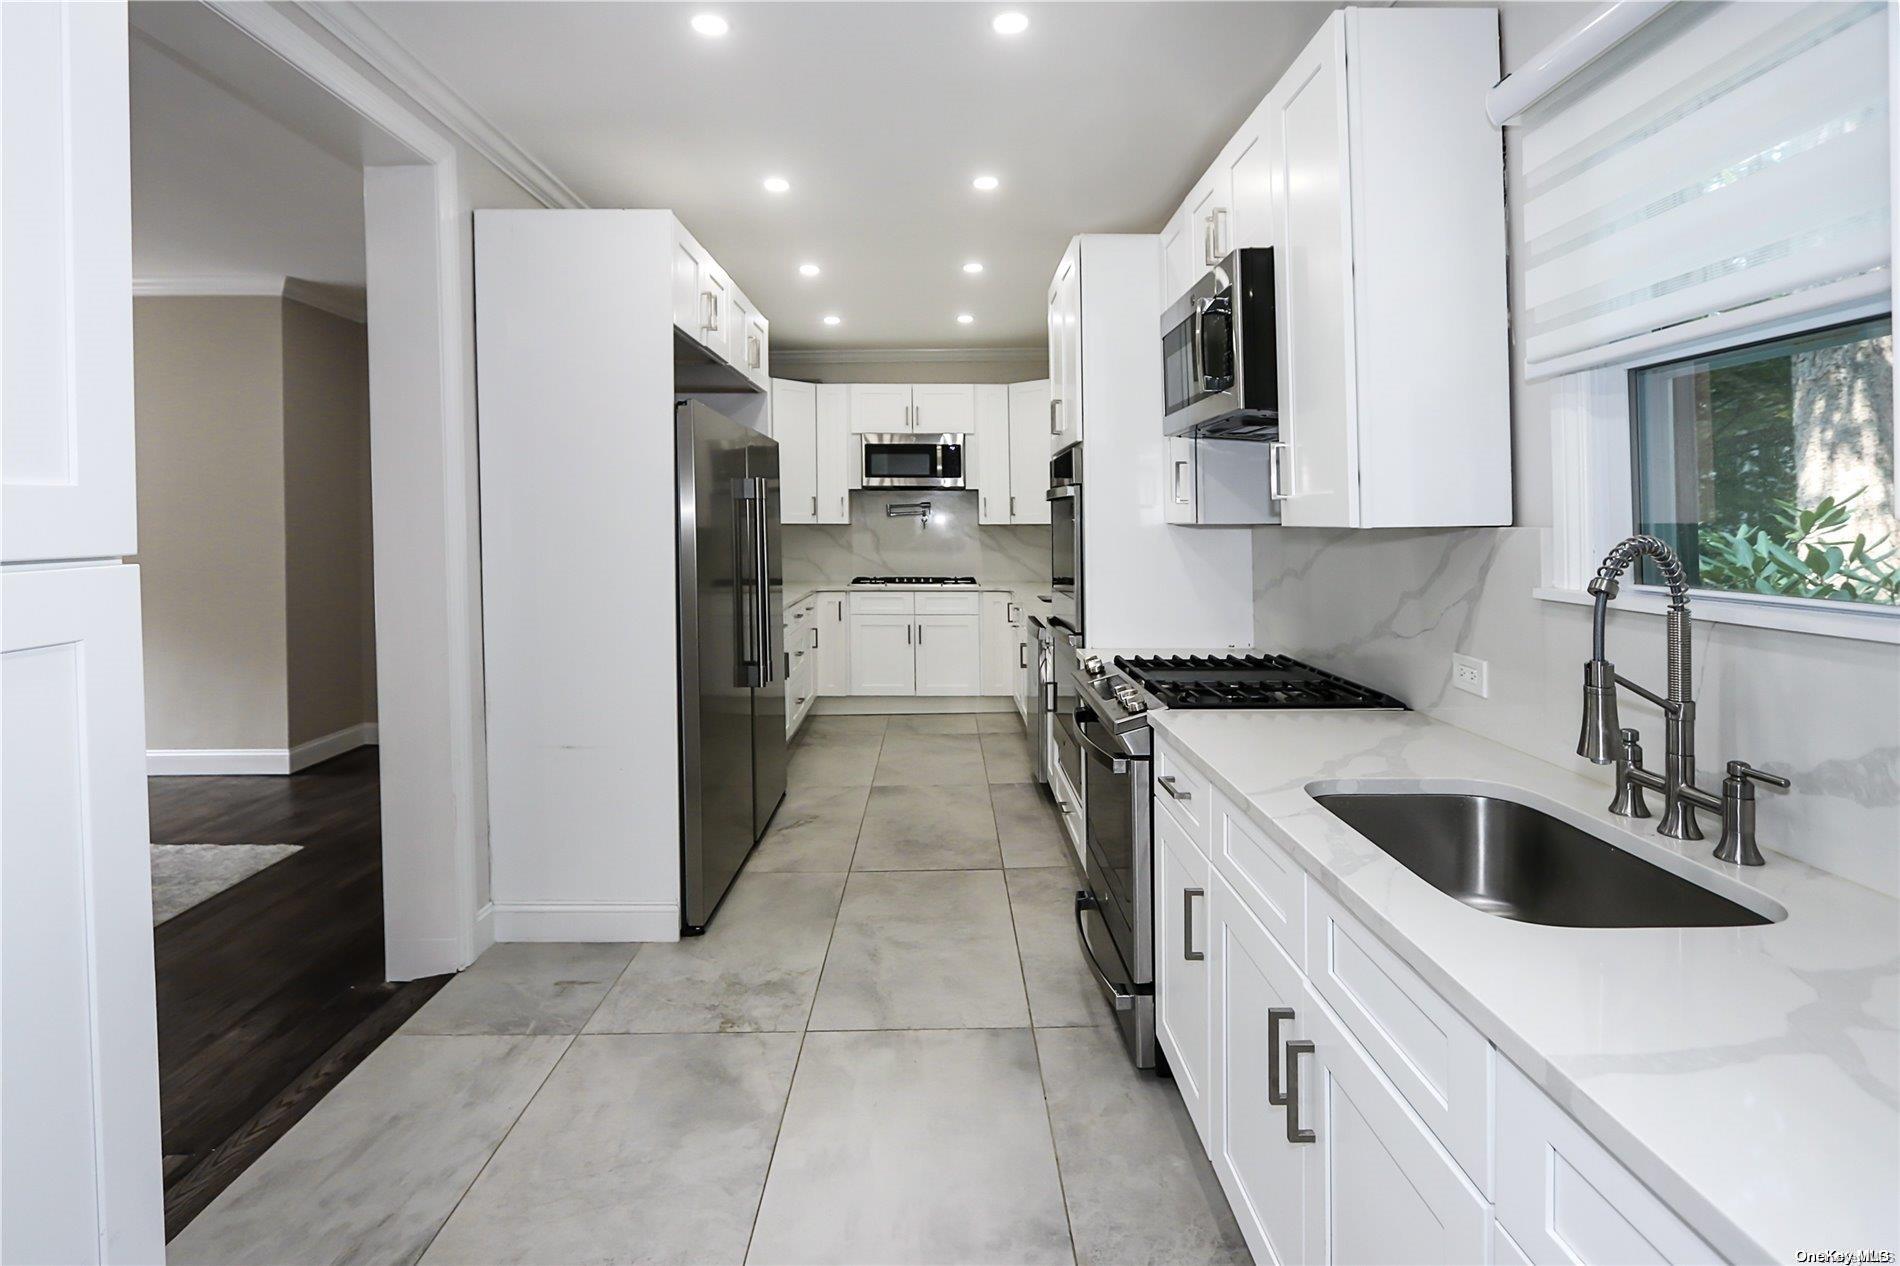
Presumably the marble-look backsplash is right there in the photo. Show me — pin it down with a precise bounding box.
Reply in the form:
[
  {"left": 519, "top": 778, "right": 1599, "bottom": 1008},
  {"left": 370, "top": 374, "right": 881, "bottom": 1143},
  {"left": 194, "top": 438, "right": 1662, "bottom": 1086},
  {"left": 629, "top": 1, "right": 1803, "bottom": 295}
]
[
  {"left": 784, "top": 490, "right": 1051, "bottom": 586},
  {"left": 1254, "top": 524, "right": 1900, "bottom": 897}
]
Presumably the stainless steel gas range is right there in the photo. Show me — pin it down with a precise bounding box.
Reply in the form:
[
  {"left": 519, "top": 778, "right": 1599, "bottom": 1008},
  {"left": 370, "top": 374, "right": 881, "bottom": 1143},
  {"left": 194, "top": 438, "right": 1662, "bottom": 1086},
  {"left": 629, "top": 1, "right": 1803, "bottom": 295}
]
[{"left": 1065, "top": 652, "right": 1404, "bottom": 1070}]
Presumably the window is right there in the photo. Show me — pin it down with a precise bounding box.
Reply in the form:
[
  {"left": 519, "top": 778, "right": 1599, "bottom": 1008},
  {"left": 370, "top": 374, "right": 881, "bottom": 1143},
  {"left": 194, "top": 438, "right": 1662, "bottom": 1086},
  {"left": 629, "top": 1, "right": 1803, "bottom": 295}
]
[{"left": 1630, "top": 318, "right": 1895, "bottom": 606}]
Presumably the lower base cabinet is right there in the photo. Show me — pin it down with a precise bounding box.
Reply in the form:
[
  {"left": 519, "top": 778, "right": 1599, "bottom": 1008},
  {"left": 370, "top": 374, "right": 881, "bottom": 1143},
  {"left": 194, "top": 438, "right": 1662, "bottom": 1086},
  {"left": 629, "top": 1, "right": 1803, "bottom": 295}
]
[{"left": 1155, "top": 805, "right": 1213, "bottom": 1140}]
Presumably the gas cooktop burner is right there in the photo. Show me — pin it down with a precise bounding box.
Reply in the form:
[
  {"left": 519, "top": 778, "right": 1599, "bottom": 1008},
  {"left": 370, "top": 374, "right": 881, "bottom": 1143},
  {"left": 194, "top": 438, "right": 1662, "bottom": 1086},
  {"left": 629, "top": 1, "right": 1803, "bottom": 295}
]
[
  {"left": 850, "top": 575, "right": 978, "bottom": 586},
  {"left": 1113, "top": 654, "right": 1405, "bottom": 711}
]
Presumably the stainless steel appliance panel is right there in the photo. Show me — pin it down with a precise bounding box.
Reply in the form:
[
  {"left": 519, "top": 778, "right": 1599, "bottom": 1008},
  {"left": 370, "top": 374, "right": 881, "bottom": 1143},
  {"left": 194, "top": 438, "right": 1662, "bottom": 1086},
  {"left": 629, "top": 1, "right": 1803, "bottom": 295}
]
[
  {"left": 747, "top": 442, "right": 787, "bottom": 840},
  {"left": 1048, "top": 445, "right": 1082, "bottom": 637},
  {"left": 1027, "top": 616, "right": 1051, "bottom": 786},
  {"left": 860, "top": 433, "right": 967, "bottom": 489},
  {"left": 1161, "top": 247, "right": 1278, "bottom": 439}
]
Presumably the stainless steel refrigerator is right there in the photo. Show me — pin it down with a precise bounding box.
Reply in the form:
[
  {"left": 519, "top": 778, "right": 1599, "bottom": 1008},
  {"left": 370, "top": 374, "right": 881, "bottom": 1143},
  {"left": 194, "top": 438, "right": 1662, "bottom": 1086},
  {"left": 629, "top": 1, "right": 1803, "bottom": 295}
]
[{"left": 676, "top": 400, "right": 787, "bottom": 933}]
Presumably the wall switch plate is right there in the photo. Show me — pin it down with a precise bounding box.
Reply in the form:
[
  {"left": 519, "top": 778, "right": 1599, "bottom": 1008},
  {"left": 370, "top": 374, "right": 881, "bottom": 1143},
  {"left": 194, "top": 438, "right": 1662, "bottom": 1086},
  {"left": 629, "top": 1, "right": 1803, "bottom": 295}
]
[{"left": 1451, "top": 653, "right": 1489, "bottom": 698}]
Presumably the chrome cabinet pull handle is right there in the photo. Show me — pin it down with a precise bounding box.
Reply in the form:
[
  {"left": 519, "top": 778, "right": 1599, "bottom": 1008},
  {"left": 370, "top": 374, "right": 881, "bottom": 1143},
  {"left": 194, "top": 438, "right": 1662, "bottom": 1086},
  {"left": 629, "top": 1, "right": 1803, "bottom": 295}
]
[
  {"left": 1285, "top": 1040, "right": 1315, "bottom": 1143},
  {"left": 1158, "top": 774, "right": 1192, "bottom": 802},
  {"left": 1019, "top": 643, "right": 1028, "bottom": 668},
  {"left": 1267, "top": 1007, "right": 1294, "bottom": 1105},
  {"left": 810, "top": 495, "right": 818, "bottom": 515},
  {"left": 1049, "top": 397, "right": 1061, "bottom": 434},
  {"left": 1183, "top": 887, "right": 1205, "bottom": 962},
  {"left": 1267, "top": 440, "right": 1289, "bottom": 502},
  {"left": 1009, "top": 495, "right": 1017, "bottom": 517}
]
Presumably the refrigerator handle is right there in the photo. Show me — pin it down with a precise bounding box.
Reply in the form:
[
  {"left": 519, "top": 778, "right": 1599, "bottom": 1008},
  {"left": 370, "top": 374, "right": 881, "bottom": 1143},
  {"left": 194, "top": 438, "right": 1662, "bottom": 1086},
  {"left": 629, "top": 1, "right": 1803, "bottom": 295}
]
[
  {"left": 752, "top": 477, "right": 775, "bottom": 683},
  {"left": 733, "top": 486, "right": 758, "bottom": 682}
]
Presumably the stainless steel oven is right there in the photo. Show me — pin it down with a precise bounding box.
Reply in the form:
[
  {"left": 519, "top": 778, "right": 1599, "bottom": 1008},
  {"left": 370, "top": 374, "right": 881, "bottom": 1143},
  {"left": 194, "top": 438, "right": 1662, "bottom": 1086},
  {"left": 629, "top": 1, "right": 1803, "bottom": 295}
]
[
  {"left": 1069, "top": 663, "right": 1155, "bottom": 1067},
  {"left": 1161, "top": 247, "right": 1278, "bottom": 439},
  {"left": 1047, "top": 444, "right": 1082, "bottom": 637},
  {"left": 860, "top": 433, "right": 966, "bottom": 489}
]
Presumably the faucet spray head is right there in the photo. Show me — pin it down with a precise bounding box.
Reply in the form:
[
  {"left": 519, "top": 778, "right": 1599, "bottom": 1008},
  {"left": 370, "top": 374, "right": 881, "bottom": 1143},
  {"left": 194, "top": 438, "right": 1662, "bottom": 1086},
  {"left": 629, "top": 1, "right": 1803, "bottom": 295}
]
[{"left": 1577, "top": 658, "right": 1622, "bottom": 764}]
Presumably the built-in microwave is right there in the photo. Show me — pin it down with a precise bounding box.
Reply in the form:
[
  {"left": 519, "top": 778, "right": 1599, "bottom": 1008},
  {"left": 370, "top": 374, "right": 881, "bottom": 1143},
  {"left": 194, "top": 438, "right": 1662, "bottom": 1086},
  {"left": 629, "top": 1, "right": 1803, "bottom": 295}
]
[
  {"left": 1161, "top": 247, "right": 1278, "bottom": 439},
  {"left": 860, "top": 433, "right": 966, "bottom": 489}
]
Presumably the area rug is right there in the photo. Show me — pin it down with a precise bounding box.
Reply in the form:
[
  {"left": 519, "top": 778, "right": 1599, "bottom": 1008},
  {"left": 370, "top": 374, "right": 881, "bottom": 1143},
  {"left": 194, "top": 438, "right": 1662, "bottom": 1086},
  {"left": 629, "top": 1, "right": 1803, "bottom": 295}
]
[{"left": 150, "top": 844, "right": 303, "bottom": 926}]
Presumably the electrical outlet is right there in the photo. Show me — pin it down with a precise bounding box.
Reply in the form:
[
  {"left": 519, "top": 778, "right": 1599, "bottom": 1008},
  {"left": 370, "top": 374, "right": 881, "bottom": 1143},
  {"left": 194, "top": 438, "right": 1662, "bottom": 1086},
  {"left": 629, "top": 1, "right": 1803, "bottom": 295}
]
[{"left": 1451, "top": 653, "right": 1489, "bottom": 698}]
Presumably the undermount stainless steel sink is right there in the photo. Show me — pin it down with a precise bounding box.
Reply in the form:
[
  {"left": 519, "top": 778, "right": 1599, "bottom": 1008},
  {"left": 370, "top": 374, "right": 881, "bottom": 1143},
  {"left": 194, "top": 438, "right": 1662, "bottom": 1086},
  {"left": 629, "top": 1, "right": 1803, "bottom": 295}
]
[{"left": 1313, "top": 792, "right": 1771, "bottom": 928}]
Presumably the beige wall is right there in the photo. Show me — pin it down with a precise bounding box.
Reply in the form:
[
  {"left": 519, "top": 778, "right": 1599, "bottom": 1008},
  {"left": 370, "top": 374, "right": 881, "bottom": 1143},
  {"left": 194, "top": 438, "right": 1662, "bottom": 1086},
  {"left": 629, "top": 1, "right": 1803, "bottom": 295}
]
[
  {"left": 135, "top": 294, "right": 377, "bottom": 756},
  {"left": 282, "top": 297, "right": 378, "bottom": 746},
  {"left": 135, "top": 296, "right": 289, "bottom": 750}
]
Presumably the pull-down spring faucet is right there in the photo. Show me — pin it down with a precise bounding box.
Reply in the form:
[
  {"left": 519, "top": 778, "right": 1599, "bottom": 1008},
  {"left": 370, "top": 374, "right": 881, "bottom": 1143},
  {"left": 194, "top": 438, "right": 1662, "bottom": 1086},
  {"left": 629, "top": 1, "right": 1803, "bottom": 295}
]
[{"left": 1577, "top": 536, "right": 1790, "bottom": 866}]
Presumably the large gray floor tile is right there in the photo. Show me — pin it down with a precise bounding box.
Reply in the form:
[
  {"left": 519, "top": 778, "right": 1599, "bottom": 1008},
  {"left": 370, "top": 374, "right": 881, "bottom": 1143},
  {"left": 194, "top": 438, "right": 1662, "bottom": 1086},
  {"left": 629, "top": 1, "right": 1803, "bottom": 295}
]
[
  {"left": 872, "top": 732, "right": 989, "bottom": 786},
  {"left": 802, "top": 715, "right": 888, "bottom": 736},
  {"left": 747, "top": 1029, "right": 1072, "bottom": 1266},
  {"left": 885, "top": 712, "right": 978, "bottom": 734},
  {"left": 587, "top": 872, "right": 845, "bottom": 1033},
  {"left": 404, "top": 943, "right": 636, "bottom": 1036},
  {"left": 809, "top": 870, "right": 1028, "bottom": 1030},
  {"left": 852, "top": 785, "right": 1001, "bottom": 871},
  {"left": 980, "top": 732, "right": 1035, "bottom": 783},
  {"left": 750, "top": 784, "right": 869, "bottom": 872},
  {"left": 977, "top": 712, "right": 1028, "bottom": 735},
  {"left": 992, "top": 782, "right": 1072, "bottom": 869},
  {"left": 1006, "top": 868, "right": 1108, "bottom": 1028},
  {"left": 788, "top": 726, "right": 883, "bottom": 787},
  {"left": 1037, "top": 1024, "right": 1251, "bottom": 1266},
  {"left": 421, "top": 1033, "right": 800, "bottom": 1266},
  {"left": 168, "top": 1035, "right": 568, "bottom": 1266}
]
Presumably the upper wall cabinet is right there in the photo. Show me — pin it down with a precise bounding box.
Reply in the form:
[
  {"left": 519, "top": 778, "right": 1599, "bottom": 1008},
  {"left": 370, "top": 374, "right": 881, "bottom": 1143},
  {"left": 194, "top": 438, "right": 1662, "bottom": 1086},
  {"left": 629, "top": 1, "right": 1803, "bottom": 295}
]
[
  {"left": 775, "top": 379, "right": 849, "bottom": 525},
  {"left": 846, "top": 383, "right": 976, "bottom": 434},
  {"left": 1160, "top": 7, "right": 1511, "bottom": 530},
  {"left": 670, "top": 220, "right": 769, "bottom": 392},
  {"left": 976, "top": 380, "right": 1054, "bottom": 526},
  {"left": 847, "top": 383, "right": 913, "bottom": 433},
  {"left": 1047, "top": 247, "right": 1083, "bottom": 452}
]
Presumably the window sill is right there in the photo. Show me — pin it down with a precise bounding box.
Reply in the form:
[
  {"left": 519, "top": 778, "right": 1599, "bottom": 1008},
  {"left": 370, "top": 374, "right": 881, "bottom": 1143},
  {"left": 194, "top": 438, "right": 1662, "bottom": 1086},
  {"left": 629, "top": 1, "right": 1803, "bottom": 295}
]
[{"left": 1533, "top": 585, "right": 1900, "bottom": 645}]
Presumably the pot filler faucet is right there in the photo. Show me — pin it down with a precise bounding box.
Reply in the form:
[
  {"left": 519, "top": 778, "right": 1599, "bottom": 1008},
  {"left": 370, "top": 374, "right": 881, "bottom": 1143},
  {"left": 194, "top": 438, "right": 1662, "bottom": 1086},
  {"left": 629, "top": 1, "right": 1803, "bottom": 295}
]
[{"left": 1577, "top": 535, "right": 1791, "bottom": 866}]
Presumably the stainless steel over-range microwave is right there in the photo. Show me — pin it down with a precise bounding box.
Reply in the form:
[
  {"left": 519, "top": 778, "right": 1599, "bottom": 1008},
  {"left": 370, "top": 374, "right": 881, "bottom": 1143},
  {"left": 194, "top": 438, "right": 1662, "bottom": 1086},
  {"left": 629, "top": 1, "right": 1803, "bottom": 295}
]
[
  {"left": 860, "top": 433, "right": 966, "bottom": 489},
  {"left": 1161, "top": 247, "right": 1278, "bottom": 439}
]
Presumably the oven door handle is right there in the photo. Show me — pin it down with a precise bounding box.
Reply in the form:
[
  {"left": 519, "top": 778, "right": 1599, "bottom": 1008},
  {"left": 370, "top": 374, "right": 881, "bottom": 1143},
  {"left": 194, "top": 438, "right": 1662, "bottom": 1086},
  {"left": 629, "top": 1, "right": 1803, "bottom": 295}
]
[
  {"left": 1073, "top": 892, "right": 1136, "bottom": 1013},
  {"left": 1074, "top": 713, "right": 1140, "bottom": 773}
]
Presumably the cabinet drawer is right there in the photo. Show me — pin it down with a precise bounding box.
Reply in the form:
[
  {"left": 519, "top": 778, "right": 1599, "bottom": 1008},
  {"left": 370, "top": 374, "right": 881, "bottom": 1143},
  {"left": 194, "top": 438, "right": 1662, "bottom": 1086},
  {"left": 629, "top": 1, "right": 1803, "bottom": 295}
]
[
  {"left": 849, "top": 591, "right": 914, "bottom": 615},
  {"left": 1495, "top": 1060, "right": 1716, "bottom": 1265},
  {"left": 914, "top": 591, "right": 979, "bottom": 615},
  {"left": 1305, "top": 885, "right": 1492, "bottom": 1196},
  {"left": 1212, "top": 789, "right": 1305, "bottom": 970},
  {"left": 1152, "top": 735, "right": 1210, "bottom": 848}
]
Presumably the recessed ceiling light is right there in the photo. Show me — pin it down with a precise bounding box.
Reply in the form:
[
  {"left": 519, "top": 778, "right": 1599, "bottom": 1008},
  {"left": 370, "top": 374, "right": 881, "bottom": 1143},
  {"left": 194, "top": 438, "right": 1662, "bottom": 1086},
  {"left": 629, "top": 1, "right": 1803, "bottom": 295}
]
[
  {"left": 798, "top": 262, "right": 821, "bottom": 277},
  {"left": 962, "top": 261, "right": 985, "bottom": 275},
  {"left": 690, "top": 13, "right": 728, "bottom": 37},
  {"left": 992, "top": 12, "right": 1029, "bottom": 35},
  {"left": 972, "top": 174, "right": 1000, "bottom": 192},
  {"left": 762, "top": 175, "right": 790, "bottom": 194},
  {"left": 822, "top": 315, "right": 842, "bottom": 327},
  {"left": 957, "top": 313, "right": 975, "bottom": 325}
]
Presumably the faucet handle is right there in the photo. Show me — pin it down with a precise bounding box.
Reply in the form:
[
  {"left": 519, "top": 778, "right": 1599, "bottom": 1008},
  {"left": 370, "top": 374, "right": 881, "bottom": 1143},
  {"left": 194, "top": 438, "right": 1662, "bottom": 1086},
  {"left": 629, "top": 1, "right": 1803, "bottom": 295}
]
[{"left": 1726, "top": 760, "right": 1791, "bottom": 791}]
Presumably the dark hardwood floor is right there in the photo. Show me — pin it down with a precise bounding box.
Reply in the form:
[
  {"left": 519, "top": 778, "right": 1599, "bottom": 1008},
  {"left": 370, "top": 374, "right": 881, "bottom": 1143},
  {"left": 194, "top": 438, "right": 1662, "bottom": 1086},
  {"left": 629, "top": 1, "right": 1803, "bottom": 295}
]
[{"left": 150, "top": 747, "right": 447, "bottom": 1238}]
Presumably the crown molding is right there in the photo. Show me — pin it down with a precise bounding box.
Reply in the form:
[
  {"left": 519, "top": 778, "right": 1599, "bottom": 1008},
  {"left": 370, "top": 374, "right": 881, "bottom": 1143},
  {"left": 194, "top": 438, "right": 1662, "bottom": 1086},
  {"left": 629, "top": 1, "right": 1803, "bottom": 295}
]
[
  {"left": 133, "top": 275, "right": 369, "bottom": 323},
  {"left": 292, "top": 1, "right": 585, "bottom": 211},
  {"left": 772, "top": 346, "right": 1048, "bottom": 367}
]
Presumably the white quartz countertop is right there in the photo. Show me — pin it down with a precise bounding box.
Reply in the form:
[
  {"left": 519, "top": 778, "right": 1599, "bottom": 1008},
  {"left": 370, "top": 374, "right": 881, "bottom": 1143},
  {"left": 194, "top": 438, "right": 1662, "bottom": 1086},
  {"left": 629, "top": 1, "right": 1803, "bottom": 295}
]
[
  {"left": 1148, "top": 707, "right": 1899, "bottom": 1264},
  {"left": 785, "top": 582, "right": 1052, "bottom": 609}
]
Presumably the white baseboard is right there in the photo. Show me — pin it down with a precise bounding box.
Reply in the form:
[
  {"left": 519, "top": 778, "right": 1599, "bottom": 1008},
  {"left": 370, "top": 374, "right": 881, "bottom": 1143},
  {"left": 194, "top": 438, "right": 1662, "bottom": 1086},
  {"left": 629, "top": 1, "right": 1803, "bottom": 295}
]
[
  {"left": 149, "top": 722, "right": 378, "bottom": 776},
  {"left": 491, "top": 901, "right": 680, "bottom": 943}
]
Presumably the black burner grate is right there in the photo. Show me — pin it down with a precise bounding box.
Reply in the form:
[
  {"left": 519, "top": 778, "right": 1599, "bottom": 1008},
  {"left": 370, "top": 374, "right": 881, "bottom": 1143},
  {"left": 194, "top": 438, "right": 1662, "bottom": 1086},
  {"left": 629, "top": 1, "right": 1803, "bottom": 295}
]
[
  {"left": 851, "top": 575, "right": 978, "bottom": 585},
  {"left": 1113, "top": 653, "right": 1405, "bottom": 711}
]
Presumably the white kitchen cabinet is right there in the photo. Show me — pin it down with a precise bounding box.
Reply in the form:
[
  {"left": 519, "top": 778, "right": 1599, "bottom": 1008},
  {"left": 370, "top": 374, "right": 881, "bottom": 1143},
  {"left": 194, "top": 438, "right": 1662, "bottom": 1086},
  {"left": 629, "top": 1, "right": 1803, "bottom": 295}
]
[
  {"left": 1164, "top": 436, "right": 1276, "bottom": 527},
  {"left": 848, "top": 383, "right": 914, "bottom": 433},
  {"left": 1494, "top": 1060, "right": 1717, "bottom": 1266},
  {"left": 1303, "top": 991, "right": 1489, "bottom": 1266},
  {"left": 1188, "top": 169, "right": 1233, "bottom": 275},
  {"left": 1156, "top": 805, "right": 1213, "bottom": 1143},
  {"left": 728, "top": 287, "right": 768, "bottom": 388},
  {"left": 974, "top": 385, "right": 1013, "bottom": 525},
  {"left": 1047, "top": 246, "right": 1082, "bottom": 451},
  {"left": 848, "top": 612, "right": 916, "bottom": 694},
  {"left": 1160, "top": 204, "right": 1196, "bottom": 313},
  {"left": 815, "top": 591, "right": 851, "bottom": 695},
  {"left": 911, "top": 383, "right": 975, "bottom": 436},
  {"left": 1006, "top": 379, "right": 1051, "bottom": 525},
  {"left": 814, "top": 384, "right": 851, "bottom": 523},
  {"left": 1224, "top": 109, "right": 1275, "bottom": 258},
  {"left": 784, "top": 594, "right": 818, "bottom": 737},
  {"left": 978, "top": 592, "right": 1017, "bottom": 696},
  {"left": 668, "top": 218, "right": 769, "bottom": 390},
  {"left": 671, "top": 228, "right": 707, "bottom": 337},
  {"left": 1009, "top": 606, "right": 1031, "bottom": 719},
  {"left": 1211, "top": 872, "right": 1317, "bottom": 1266},
  {"left": 915, "top": 613, "right": 980, "bottom": 696},
  {"left": 1268, "top": 8, "right": 1509, "bottom": 529},
  {"left": 774, "top": 380, "right": 818, "bottom": 524}
]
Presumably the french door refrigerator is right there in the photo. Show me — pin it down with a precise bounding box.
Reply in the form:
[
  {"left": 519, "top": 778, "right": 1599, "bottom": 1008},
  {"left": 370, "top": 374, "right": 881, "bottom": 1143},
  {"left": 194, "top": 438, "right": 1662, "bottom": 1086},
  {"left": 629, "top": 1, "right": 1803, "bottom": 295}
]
[{"left": 676, "top": 400, "right": 788, "bottom": 933}]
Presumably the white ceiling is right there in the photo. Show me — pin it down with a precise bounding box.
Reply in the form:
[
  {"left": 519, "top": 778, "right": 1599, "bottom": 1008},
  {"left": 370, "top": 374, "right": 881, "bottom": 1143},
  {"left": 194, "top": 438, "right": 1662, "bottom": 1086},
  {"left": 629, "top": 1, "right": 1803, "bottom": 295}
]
[
  {"left": 356, "top": 1, "right": 1339, "bottom": 348},
  {"left": 128, "top": 3, "right": 373, "bottom": 289}
]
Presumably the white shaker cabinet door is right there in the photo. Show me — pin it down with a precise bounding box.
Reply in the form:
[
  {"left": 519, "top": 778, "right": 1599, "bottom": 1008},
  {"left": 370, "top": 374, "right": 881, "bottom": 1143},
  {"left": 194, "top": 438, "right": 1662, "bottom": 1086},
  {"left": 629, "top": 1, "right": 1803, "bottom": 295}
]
[
  {"left": 2, "top": 565, "right": 165, "bottom": 1265},
  {"left": 773, "top": 379, "right": 818, "bottom": 524},
  {"left": 848, "top": 383, "right": 913, "bottom": 433},
  {"left": 1300, "top": 991, "right": 1488, "bottom": 1266},
  {"left": 1271, "top": 18, "right": 1360, "bottom": 529},
  {"left": 1006, "top": 379, "right": 1051, "bottom": 524},
  {"left": 914, "top": 612, "right": 980, "bottom": 696},
  {"left": 1155, "top": 805, "right": 1213, "bottom": 1144},
  {"left": 910, "top": 383, "right": 975, "bottom": 436},
  {"left": 815, "top": 384, "right": 852, "bottom": 523},
  {"left": 2, "top": 0, "right": 137, "bottom": 564},
  {"left": 974, "top": 384, "right": 1012, "bottom": 525},
  {"left": 849, "top": 613, "right": 916, "bottom": 694},
  {"left": 815, "top": 593, "right": 852, "bottom": 695},
  {"left": 977, "top": 593, "right": 1015, "bottom": 696}
]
